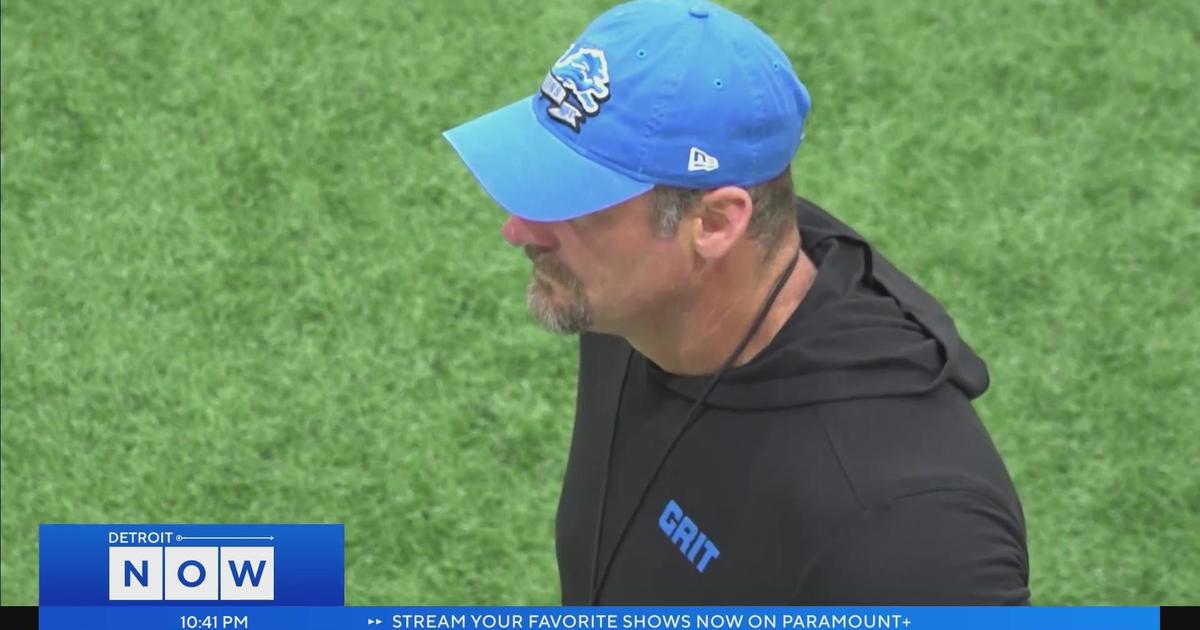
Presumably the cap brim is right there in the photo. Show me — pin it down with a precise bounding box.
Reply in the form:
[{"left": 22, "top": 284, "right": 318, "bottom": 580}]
[{"left": 443, "top": 96, "right": 654, "bottom": 222}]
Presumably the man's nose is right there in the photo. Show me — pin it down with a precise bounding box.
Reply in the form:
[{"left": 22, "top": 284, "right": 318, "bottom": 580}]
[{"left": 501, "top": 215, "right": 558, "bottom": 249}]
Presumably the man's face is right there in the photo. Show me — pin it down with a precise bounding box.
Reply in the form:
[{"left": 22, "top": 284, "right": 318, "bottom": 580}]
[{"left": 501, "top": 192, "right": 688, "bottom": 335}]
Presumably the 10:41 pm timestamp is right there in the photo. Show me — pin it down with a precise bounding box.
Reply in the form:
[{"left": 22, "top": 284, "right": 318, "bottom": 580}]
[{"left": 180, "top": 614, "right": 249, "bottom": 629}]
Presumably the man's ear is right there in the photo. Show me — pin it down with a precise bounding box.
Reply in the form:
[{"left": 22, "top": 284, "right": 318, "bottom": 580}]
[{"left": 688, "top": 186, "right": 753, "bottom": 261}]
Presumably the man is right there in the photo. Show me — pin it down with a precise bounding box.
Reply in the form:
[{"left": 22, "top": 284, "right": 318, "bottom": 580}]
[{"left": 443, "top": 0, "right": 1029, "bottom": 605}]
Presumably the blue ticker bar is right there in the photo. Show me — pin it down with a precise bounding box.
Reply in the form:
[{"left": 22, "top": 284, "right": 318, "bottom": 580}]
[{"left": 38, "top": 606, "right": 1160, "bottom": 630}]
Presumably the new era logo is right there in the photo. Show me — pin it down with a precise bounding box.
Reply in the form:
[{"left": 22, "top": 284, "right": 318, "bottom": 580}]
[{"left": 687, "top": 147, "right": 719, "bottom": 172}]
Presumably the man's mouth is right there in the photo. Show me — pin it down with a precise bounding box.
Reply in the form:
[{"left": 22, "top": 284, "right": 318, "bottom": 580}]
[
  {"left": 534, "top": 266, "right": 566, "bottom": 290},
  {"left": 525, "top": 246, "right": 580, "bottom": 289}
]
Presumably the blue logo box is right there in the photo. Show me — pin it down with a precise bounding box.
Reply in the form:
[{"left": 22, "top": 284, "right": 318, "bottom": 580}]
[{"left": 40, "top": 524, "right": 344, "bottom": 605}]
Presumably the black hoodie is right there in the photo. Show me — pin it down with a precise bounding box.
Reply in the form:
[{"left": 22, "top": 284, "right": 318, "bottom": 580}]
[{"left": 555, "top": 197, "right": 1030, "bottom": 605}]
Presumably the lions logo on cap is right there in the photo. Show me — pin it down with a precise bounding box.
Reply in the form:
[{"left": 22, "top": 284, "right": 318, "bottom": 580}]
[{"left": 539, "top": 45, "right": 610, "bottom": 132}]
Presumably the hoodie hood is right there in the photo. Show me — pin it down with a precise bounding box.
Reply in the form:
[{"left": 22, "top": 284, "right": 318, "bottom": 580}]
[{"left": 645, "top": 197, "right": 990, "bottom": 410}]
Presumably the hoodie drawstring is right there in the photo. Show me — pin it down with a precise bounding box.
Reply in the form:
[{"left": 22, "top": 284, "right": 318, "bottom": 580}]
[{"left": 588, "top": 244, "right": 803, "bottom": 604}]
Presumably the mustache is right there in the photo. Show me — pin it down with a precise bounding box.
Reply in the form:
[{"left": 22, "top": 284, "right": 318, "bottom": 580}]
[{"left": 525, "top": 246, "right": 578, "bottom": 287}]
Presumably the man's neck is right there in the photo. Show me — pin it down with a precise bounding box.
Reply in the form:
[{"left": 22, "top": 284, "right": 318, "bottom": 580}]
[{"left": 621, "top": 231, "right": 816, "bottom": 377}]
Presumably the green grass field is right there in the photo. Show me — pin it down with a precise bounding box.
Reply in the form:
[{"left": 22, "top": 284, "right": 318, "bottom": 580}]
[{"left": 2, "top": 0, "right": 1197, "bottom": 606}]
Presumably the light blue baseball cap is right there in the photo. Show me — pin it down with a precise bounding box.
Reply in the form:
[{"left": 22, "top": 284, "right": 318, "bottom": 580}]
[{"left": 443, "top": 0, "right": 811, "bottom": 222}]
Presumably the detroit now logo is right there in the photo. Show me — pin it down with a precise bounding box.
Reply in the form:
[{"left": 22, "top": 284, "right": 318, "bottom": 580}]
[{"left": 108, "top": 530, "right": 274, "bottom": 600}]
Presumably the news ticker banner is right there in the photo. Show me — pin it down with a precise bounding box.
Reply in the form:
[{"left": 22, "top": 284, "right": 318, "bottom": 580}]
[
  {"left": 38, "top": 606, "right": 1161, "bottom": 630},
  {"left": 37, "top": 524, "right": 1162, "bottom": 630},
  {"left": 39, "top": 524, "right": 343, "bottom": 605}
]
